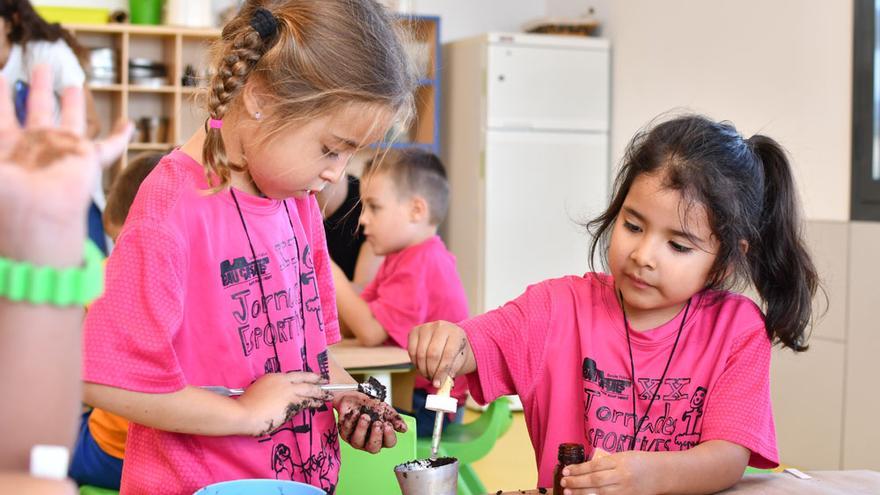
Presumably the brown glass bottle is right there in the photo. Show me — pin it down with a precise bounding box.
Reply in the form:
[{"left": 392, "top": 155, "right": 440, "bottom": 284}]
[{"left": 553, "top": 443, "right": 585, "bottom": 494}]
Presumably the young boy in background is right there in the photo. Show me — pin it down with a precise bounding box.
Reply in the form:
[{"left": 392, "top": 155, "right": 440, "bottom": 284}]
[
  {"left": 331, "top": 149, "right": 469, "bottom": 436},
  {"left": 69, "top": 152, "right": 164, "bottom": 489}
]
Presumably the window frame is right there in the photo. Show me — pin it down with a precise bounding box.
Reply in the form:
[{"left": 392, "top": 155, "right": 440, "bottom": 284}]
[{"left": 852, "top": 0, "right": 880, "bottom": 220}]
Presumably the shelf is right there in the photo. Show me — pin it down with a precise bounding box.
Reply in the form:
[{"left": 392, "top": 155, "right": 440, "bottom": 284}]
[
  {"left": 128, "top": 85, "right": 176, "bottom": 93},
  {"left": 68, "top": 16, "right": 439, "bottom": 171},
  {"left": 88, "top": 83, "right": 180, "bottom": 93},
  {"left": 66, "top": 23, "right": 220, "bottom": 38},
  {"left": 129, "top": 142, "right": 173, "bottom": 151},
  {"left": 67, "top": 21, "right": 221, "bottom": 175},
  {"left": 88, "top": 83, "right": 124, "bottom": 92}
]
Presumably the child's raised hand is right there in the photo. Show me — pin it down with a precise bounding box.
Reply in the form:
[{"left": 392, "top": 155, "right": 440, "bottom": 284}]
[
  {"left": 0, "top": 65, "right": 133, "bottom": 266},
  {"left": 334, "top": 391, "right": 406, "bottom": 453},
  {"left": 560, "top": 450, "right": 657, "bottom": 495},
  {"left": 237, "top": 371, "right": 330, "bottom": 437},
  {"left": 407, "top": 320, "right": 476, "bottom": 388}
]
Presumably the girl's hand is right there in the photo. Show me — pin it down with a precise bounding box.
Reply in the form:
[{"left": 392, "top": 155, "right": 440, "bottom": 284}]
[
  {"left": 0, "top": 65, "right": 133, "bottom": 266},
  {"left": 334, "top": 391, "right": 406, "bottom": 454},
  {"left": 561, "top": 450, "right": 658, "bottom": 495},
  {"left": 237, "top": 372, "right": 329, "bottom": 437},
  {"left": 407, "top": 320, "right": 476, "bottom": 388}
]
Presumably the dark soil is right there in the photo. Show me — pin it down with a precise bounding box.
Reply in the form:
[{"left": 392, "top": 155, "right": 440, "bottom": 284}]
[
  {"left": 358, "top": 405, "right": 381, "bottom": 423},
  {"left": 358, "top": 376, "right": 387, "bottom": 402},
  {"left": 394, "top": 456, "right": 457, "bottom": 472}
]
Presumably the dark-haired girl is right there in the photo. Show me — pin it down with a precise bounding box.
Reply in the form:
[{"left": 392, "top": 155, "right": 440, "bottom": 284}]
[
  {"left": 409, "top": 114, "right": 819, "bottom": 494},
  {"left": 0, "top": 0, "right": 99, "bottom": 136}
]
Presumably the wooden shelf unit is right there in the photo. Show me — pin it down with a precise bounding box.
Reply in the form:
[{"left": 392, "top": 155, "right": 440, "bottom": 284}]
[
  {"left": 69, "top": 15, "right": 441, "bottom": 170},
  {"left": 393, "top": 15, "right": 441, "bottom": 154},
  {"left": 66, "top": 23, "right": 220, "bottom": 171}
]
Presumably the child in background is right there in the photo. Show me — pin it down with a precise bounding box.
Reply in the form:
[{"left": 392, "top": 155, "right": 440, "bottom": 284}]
[
  {"left": 82, "top": 1, "right": 415, "bottom": 493},
  {"left": 331, "top": 149, "right": 469, "bottom": 437},
  {"left": 409, "top": 114, "right": 820, "bottom": 494},
  {"left": 101, "top": 152, "right": 166, "bottom": 239},
  {"left": 0, "top": 0, "right": 100, "bottom": 136},
  {"left": 69, "top": 152, "right": 164, "bottom": 490},
  {"left": 317, "top": 172, "right": 384, "bottom": 289}
]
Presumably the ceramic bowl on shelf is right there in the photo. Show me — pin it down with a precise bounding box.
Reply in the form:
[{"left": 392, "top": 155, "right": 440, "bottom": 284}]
[{"left": 129, "top": 58, "right": 168, "bottom": 87}]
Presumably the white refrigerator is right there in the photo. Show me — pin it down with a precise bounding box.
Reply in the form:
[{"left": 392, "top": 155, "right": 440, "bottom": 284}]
[{"left": 443, "top": 32, "right": 611, "bottom": 314}]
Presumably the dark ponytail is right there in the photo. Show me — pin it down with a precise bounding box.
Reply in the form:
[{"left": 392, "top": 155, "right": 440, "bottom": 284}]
[
  {"left": 747, "top": 135, "right": 818, "bottom": 351},
  {"left": 589, "top": 114, "right": 820, "bottom": 352}
]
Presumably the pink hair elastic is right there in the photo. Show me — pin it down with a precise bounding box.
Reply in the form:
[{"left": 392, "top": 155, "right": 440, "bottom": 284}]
[{"left": 208, "top": 118, "right": 223, "bottom": 129}]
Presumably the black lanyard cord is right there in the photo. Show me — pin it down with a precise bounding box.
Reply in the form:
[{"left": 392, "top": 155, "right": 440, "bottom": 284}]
[
  {"left": 282, "top": 200, "right": 317, "bottom": 468},
  {"left": 619, "top": 290, "right": 692, "bottom": 451},
  {"left": 230, "top": 188, "right": 314, "bottom": 482}
]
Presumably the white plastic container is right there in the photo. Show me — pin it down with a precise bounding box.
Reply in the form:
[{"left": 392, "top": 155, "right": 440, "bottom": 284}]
[{"left": 165, "top": 0, "right": 215, "bottom": 28}]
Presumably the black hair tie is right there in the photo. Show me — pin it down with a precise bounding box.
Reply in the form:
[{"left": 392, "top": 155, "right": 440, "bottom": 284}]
[{"left": 251, "top": 7, "right": 278, "bottom": 41}]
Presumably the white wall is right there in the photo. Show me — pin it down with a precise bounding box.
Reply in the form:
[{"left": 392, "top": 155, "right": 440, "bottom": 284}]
[
  {"left": 412, "top": 0, "right": 546, "bottom": 42},
  {"left": 42, "top": 0, "right": 853, "bottom": 221},
  {"left": 599, "top": 0, "right": 852, "bottom": 222}
]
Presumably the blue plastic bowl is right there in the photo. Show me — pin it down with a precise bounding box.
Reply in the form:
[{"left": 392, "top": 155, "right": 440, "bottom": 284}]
[{"left": 193, "top": 479, "right": 326, "bottom": 495}]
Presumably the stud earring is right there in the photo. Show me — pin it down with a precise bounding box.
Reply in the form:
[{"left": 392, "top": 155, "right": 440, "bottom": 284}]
[{"left": 254, "top": 111, "right": 262, "bottom": 120}]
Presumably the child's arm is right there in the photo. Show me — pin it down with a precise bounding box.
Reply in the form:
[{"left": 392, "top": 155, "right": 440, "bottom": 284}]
[
  {"left": 84, "top": 371, "right": 328, "bottom": 437},
  {"left": 407, "top": 320, "right": 477, "bottom": 388},
  {"left": 351, "top": 242, "right": 383, "bottom": 291},
  {"left": 561, "top": 440, "right": 749, "bottom": 495},
  {"left": 331, "top": 260, "right": 388, "bottom": 346}
]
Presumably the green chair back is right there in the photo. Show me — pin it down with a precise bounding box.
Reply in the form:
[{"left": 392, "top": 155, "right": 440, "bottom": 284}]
[
  {"left": 336, "top": 414, "right": 417, "bottom": 495},
  {"left": 416, "top": 397, "right": 513, "bottom": 464},
  {"left": 79, "top": 485, "right": 119, "bottom": 495}
]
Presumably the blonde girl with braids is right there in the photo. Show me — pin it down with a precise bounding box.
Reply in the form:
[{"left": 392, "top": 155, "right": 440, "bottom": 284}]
[{"left": 81, "top": 1, "right": 415, "bottom": 493}]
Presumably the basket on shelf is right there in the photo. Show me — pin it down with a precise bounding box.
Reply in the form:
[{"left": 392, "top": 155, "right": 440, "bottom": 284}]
[{"left": 522, "top": 10, "right": 600, "bottom": 37}]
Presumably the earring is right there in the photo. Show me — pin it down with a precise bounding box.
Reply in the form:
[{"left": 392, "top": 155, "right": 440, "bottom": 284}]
[{"left": 254, "top": 111, "right": 262, "bottom": 120}]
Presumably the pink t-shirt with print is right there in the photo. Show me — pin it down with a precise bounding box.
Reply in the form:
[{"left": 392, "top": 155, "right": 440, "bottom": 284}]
[
  {"left": 83, "top": 150, "right": 342, "bottom": 494},
  {"left": 462, "top": 273, "right": 778, "bottom": 488},
  {"left": 361, "top": 235, "right": 469, "bottom": 403}
]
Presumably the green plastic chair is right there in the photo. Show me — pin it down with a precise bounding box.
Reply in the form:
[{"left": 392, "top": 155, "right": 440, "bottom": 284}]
[
  {"left": 79, "top": 486, "right": 118, "bottom": 495},
  {"left": 416, "top": 397, "right": 513, "bottom": 495},
  {"left": 336, "top": 414, "right": 417, "bottom": 495}
]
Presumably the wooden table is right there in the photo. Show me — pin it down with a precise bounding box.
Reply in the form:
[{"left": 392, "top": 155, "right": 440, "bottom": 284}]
[
  {"left": 329, "top": 338, "right": 414, "bottom": 407},
  {"left": 495, "top": 470, "right": 880, "bottom": 494}
]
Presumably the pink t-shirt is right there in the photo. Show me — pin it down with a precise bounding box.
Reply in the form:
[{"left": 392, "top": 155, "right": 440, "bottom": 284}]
[
  {"left": 361, "top": 235, "right": 469, "bottom": 402},
  {"left": 83, "top": 150, "right": 342, "bottom": 494},
  {"left": 462, "top": 273, "right": 778, "bottom": 488}
]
